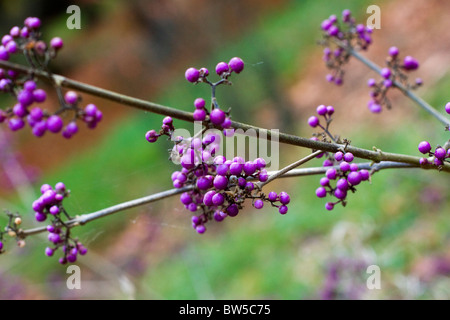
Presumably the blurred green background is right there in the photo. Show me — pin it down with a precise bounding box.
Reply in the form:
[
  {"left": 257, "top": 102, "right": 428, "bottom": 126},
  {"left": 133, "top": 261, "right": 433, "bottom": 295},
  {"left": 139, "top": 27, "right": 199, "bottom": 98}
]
[{"left": 1, "top": 0, "right": 449, "bottom": 299}]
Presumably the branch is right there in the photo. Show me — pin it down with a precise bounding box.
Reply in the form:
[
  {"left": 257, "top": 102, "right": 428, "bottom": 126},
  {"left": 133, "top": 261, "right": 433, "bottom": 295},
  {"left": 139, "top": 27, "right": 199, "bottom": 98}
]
[
  {"left": 16, "top": 160, "right": 417, "bottom": 239},
  {"left": 334, "top": 40, "right": 450, "bottom": 127},
  {"left": 0, "top": 60, "right": 449, "bottom": 172},
  {"left": 18, "top": 186, "right": 194, "bottom": 238},
  {"left": 257, "top": 150, "right": 323, "bottom": 188}
]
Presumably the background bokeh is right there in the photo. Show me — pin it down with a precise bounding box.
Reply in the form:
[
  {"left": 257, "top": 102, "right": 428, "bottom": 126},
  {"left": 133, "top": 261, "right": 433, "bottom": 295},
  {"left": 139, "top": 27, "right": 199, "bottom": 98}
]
[{"left": 1, "top": 0, "right": 449, "bottom": 299}]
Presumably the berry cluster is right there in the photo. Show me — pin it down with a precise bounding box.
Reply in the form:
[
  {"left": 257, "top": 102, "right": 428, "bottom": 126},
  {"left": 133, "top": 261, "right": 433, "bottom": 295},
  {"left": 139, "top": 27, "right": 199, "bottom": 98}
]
[
  {"left": 367, "top": 47, "right": 421, "bottom": 113},
  {"left": 315, "top": 151, "right": 370, "bottom": 210},
  {"left": 0, "top": 211, "right": 25, "bottom": 254},
  {"left": 184, "top": 57, "right": 245, "bottom": 136},
  {"left": 0, "top": 17, "right": 102, "bottom": 138},
  {"left": 32, "top": 182, "right": 87, "bottom": 264},
  {"left": 145, "top": 59, "right": 291, "bottom": 233},
  {"left": 308, "top": 104, "right": 371, "bottom": 209},
  {"left": 418, "top": 141, "right": 450, "bottom": 168},
  {"left": 320, "top": 9, "right": 374, "bottom": 85}
]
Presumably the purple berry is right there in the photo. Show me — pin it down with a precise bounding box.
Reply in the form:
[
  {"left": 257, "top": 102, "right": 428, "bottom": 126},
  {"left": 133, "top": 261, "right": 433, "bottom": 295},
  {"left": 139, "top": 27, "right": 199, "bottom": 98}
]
[
  {"left": 347, "top": 171, "right": 362, "bottom": 186},
  {"left": 326, "top": 168, "right": 337, "bottom": 180},
  {"left": 194, "top": 98, "right": 205, "bottom": 109},
  {"left": 185, "top": 67, "right": 200, "bottom": 83},
  {"left": 434, "top": 147, "right": 446, "bottom": 160},
  {"left": 215, "top": 62, "right": 229, "bottom": 75},
  {"left": 279, "top": 205, "right": 288, "bottom": 215},
  {"left": 403, "top": 56, "right": 419, "bottom": 70},
  {"left": 47, "top": 115, "right": 64, "bottom": 133},
  {"left": 229, "top": 57, "right": 244, "bottom": 74},
  {"left": 343, "top": 152, "right": 354, "bottom": 162},
  {"left": 325, "top": 202, "right": 334, "bottom": 211},
  {"left": 197, "top": 176, "right": 212, "bottom": 190},
  {"left": 321, "top": 19, "right": 332, "bottom": 31},
  {"left": 243, "top": 162, "right": 256, "bottom": 175},
  {"left": 316, "top": 104, "right": 327, "bottom": 116},
  {"left": 334, "top": 151, "right": 343, "bottom": 161},
  {"left": 254, "top": 199, "right": 264, "bottom": 209},
  {"left": 389, "top": 46, "right": 399, "bottom": 57},
  {"left": 226, "top": 204, "right": 239, "bottom": 217},
  {"left": 213, "top": 175, "right": 228, "bottom": 190},
  {"left": 49, "top": 205, "right": 60, "bottom": 215},
  {"left": 339, "top": 161, "right": 350, "bottom": 172},
  {"left": 45, "top": 247, "right": 54, "bottom": 257},
  {"left": 229, "top": 162, "right": 243, "bottom": 175},
  {"left": 33, "top": 89, "right": 47, "bottom": 102},
  {"left": 328, "top": 25, "right": 339, "bottom": 36},
  {"left": 13, "top": 103, "right": 27, "bottom": 118},
  {"left": 245, "top": 182, "right": 254, "bottom": 191},
  {"left": 268, "top": 192, "right": 277, "bottom": 202},
  {"left": 193, "top": 109, "right": 206, "bottom": 121},
  {"left": 0, "top": 46, "right": 9, "bottom": 60},
  {"left": 17, "top": 90, "right": 34, "bottom": 107},
  {"left": 336, "top": 178, "right": 349, "bottom": 191},
  {"left": 199, "top": 68, "right": 209, "bottom": 76},
  {"left": 8, "top": 118, "right": 25, "bottom": 131},
  {"left": 419, "top": 157, "right": 428, "bottom": 166},
  {"left": 196, "top": 225, "right": 206, "bottom": 234},
  {"left": 210, "top": 108, "right": 226, "bottom": 126},
  {"left": 308, "top": 116, "right": 319, "bottom": 128},
  {"left": 214, "top": 211, "right": 226, "bottom": 222},
  {"left": 367, "top": 78, "right": 376, "bottom": 87},
  {"left": 24, "top": 80, "right": 37, "bottom": 91},
  {"left": 35, "top": 211, "right": 47, "bottom": 222},
  {"left": 258, "top": 170, "right": 269, "bottom": 182},
  {"left": 188, "top": 203, "right": 198, "bottom": 212},
  {"left": 418, "top": 141, "right": 431, "bottom": 154},
  {"left": 203, "top": 190, "right": 216, "bottom": 206},
  {"left": 445, "top": 102, "right": 450, "bottom": 114},
  {"left": 50, "top": 37, "right": 63, "bottom": 50},
  {"left": 180, "top": 192, "right": 192, "bottom": 205},
  {"left": 327, "top": 106, "right": 335, "bottom": 115},
  {"left": 334, "top": 188, "right": 347, "bottom": 200},
  {"left": 279, "top": 192, "right": 290, "bottom": 205},
  {"left": 360, "top": 169, "right": 370, "bottom": 181},
  {"left": 316, "top": 187, "right": 327, "bottom": 198},
  {"left": 255, "top": 158, "right": 266, "bottom": 169},
  {"left": 64, "top": 91, "right": 78, "bottom": 105},
  {"left": 320, "top": 177, "right": 330, "bottom": 186},
  {"left": 380, "top": 68, "right": 391, "bottom": 79}
]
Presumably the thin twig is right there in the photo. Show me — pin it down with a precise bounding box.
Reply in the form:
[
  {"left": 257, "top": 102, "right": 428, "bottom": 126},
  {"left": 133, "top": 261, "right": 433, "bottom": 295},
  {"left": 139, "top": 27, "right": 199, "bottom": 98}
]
[
  {"left": 16, "top": 160, "right": 417, "bottom": 239},
  {"left": 332, "top": 39, "right": 450, "bottom": 127},
  {"left": 257, "top": 150, "right": 323, "bottom": 188}
]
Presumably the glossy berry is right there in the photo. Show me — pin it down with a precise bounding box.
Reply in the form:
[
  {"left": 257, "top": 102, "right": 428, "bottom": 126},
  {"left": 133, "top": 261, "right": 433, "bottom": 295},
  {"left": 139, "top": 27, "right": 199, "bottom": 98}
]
[
  {"left": 445, "top": 102, "right": 450, "bottom": 114},
  {"left": 316, "top": 104, "right": 327, "bottom": 116},
  {"left": 193, "top": 109, "right": 206, "bottom": 121},
  {"left": 308, "top": 116, "right": 319, "bottom": 128},
  {"left": 380, "top": 68, "right": 391, "bottom": 79},
  {"left": 194, "top": 98, "right": 205, "bottom": 109},
  {"left": 347, "top": 171, "right": 362, "bottom": 186},
  {"left": 316, "top": 187, "right": 327, "bottom": 198},
  {"left": 268, "top": 192, "right": 277, "bottom": 202},
  {"left": 334, "top": 151, "right": 343, "bottom": 161},
  {"left": 254, "top": 199, "right": 264, "bottom": 209},
  {"left": 185, "top": 67, "right": 200, "bottom": 83},
  {"left": 434, "top": 147, "right": 446, "bottom": 160},
  {"left": 343, "top": 152, "right": 354, "bottom": 162},
  {"left": 403, "top": 56, "right": 419, "bottom": 70},
  {"left": 210, "top": 108, "right": 226, "bottom": 126},
  {"left": 47, "top": 115, "right": 63, "bottom": 133},
  {"left": 279, "top": 205, "right": 288, "bottom": 215},
  {"left": 64, "top": 91, "right": 78, "bottom": 105},
  {"left": 325, "top": 202, "right": 334, "bottom": 211},
  {"left": 418, "top": 141, "right": 431, "bottom": 154},
  {"left": 279, "top": 192, "right": 290, "bottom": 205},
  {"left": 50, "top": 37, "right": 63, "bottom": 49},
  {"left": 215, "top": 62, "right": 229, "bottom": 75},
  {"left": 229, "top": 57, "right": 244, "bottom": 73},
  {"left": 389, "top": 46, "right": 399, "bottom": 57}
]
